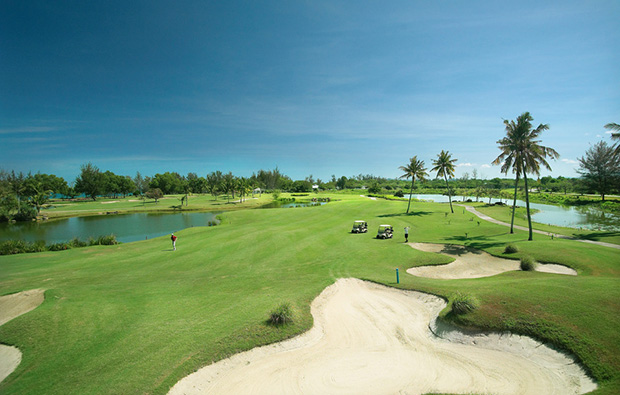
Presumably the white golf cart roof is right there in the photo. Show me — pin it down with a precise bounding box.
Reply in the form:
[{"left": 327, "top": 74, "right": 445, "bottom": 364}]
[
  {"left": 379, "top": 224, "right": 391, "bottom": 227},
  {"left": 354, "top": 220, "right": 365, "bottom": 223}
]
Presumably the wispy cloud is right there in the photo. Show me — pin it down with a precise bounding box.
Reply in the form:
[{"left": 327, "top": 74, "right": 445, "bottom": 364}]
[
  {"left": 561, "top": 158, "right": 579, "bottom": 165},
  {"left": 0, "top": 126, "right": 58, "bottom": 134}
]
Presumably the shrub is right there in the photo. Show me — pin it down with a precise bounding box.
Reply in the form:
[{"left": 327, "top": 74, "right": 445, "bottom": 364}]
[
  {"left": 504, "top": 244, "right": 519, "bottom": 254},
  {"left": 269, "top": 303, "right": 294, "bottom": 325},
  {"left": 393, "top": 190, "right": 404, "bottom": 198},
  {"left": 48, "top": 242, "right": 71, "bottom": 251},
  {"left": 520, "top": 256, "right": 538, "bottom": 271},
  {"left": 451, "top": 292, "right": 480, "bottom": 315},
  {"left": 94, "top": 234, "right": 118, "bottom": 245},
  {"left": 0, "top": 240, "right": 28, "bottom": 255},
  {"left": 70, "top": 237, "right": 88, "bottom": 248}
]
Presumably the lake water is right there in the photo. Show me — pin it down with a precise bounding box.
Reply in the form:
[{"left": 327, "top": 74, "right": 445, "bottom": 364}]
[
  {"left": 0, "top": 212, "right": 221, "bottom": 244},
  {"left": 406, "top": 194, "right": 620, "bottom": 231}
]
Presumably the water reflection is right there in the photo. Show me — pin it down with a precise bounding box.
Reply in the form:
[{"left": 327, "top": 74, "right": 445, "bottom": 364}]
[
  {"left": 405, "top": 194, "right": 620, "bottom": 231},
  {"left": 0, "top": 212, "right": 221, "bottom": 244}
]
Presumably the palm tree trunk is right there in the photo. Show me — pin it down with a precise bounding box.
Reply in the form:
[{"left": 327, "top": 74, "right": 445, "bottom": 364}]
[
  {"left": 406, "top": 177, "right": 414, "bottom": 213},
  {"left": 522, "top": 168, "right": 533, "bottom": 241},
  {"left": 444, "top": 174, "right": 453, "bottom": 213},
  {"left": 510, "top": 173, "right": 520, "bottom": 234}
]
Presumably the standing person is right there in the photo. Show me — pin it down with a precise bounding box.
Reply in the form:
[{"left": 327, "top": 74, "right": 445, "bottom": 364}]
[
  {"left": 171, "top": 233, "right": 177, "bottom": 251},
  {"left": 404, "top": 226, "right": 410, "bottom": 242}
]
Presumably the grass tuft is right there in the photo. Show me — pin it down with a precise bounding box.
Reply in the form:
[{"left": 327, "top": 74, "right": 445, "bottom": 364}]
[
  {"left": 451, "top": 292, "right": 480, "bottom": 315},
  {"left": 269, "top": 303, "right": 294, "bottom": 326},
  {"left": 504, "top": 243, "right": 519, "bottom": 254},
  {"left": 520, "top": 256, "right": 538, "bottom": 271}
]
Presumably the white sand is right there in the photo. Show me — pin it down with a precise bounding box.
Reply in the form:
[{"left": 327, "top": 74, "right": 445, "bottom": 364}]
[
  {"left": 407, "top": 243, "right": 577, "bottom": 279},
  {"left": 0, "top": 289, "right": 45, "bottom": 383},
  {"left": 169, "top": 279, "right": 594, "bottom": 394}
]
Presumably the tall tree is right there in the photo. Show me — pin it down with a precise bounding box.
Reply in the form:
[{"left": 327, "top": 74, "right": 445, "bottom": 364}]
[
  {"left": 431, "top": 150, "right": 458, "bottom": 213},
  {"left": 604, "top": 122, "right": 620, "bottom": 156},
  {"left": 577, "top": 141, "right": 619, "bottom": 201},
  {"left": 399, "top": 156, "right": 428, "bottom": 214},
  {"left": 493, "top": 112, "right": 559, "bottom": 241},
  {"left": 75, "top": 162, "right": 102, "bottom": 201}
]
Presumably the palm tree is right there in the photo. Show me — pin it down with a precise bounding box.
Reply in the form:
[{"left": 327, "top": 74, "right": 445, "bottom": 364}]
[
  {"left": 399, "top": 156, "right": 428, "bottom": 214},
  {"left": 493, "top": 112, "right": 559, "bottom": 240},
  {"left": 604, "top": 122, "right": 620, "bottom": 156},
  {"left": 493, "top": 119, "right": 524, "bottom": 234},
  {"left": 431, "top": 150, "right": 458, "bottom": 213}
]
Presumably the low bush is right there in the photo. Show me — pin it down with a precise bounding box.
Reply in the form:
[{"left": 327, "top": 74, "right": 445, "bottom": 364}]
[
  {"left": 48, "top": 242, "right": 71, "bottom": 251},
  {"left": 268, "top": 303, "right": 294, "bottom": 326},
  {"left": 0, "top": 234, "right": 118, "bottom": 255},
  {"left": 393, "top": 190, "right": 404, "bottom": 198},
  {"left": 504, "top": 244, "right": 519, "bottom": 254},
  {"left": 520, "top": 256, "right": 538, "bottom": 271},
  {"left": 92, "top": 234, "right": 118, "bottom": 245},
  {"left": 70, "top": 237, "right": 88, "bottom": 248},
  {"left": 451, "top": 292, "right": 480, "bottom": 315}
]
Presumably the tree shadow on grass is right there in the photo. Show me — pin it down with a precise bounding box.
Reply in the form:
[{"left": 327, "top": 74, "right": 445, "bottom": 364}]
[
  {"left": 444, "top": 234, "right": 509, "bottom": 250},
  {"left": 378, "top": 211, "right": 433, "bottom": 218},
  {"left": 572, "top": 231, "right": 620, "bottom": 242}
]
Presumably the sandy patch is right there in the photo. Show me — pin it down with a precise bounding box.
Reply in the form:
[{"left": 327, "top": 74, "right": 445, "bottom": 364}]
[
  {"left": 101, "top": 201, "right": 120, "bottom": 204},
  {"left": 169, "top": 279, "right": 593, "bottom": 394},
  {"left": 0, "top": 289, "right": 45, "bottom": 383},
  {"left": 407, "top": 243, "right": 577, "bottom": 279},
  {"left": 129, "top": 199, "right": 142, "bottom": 202}
]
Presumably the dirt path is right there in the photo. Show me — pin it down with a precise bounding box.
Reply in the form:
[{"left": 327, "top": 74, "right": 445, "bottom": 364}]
[
  {"left": 169, "top": 279, "right": 594, "bottom": 394},
  {"left": 407, "top": 243, "right": 577, "bottom": 279},
  {"left": 457, "top": 204, "right": 620, "bottom": 250},
  {"left": 0, "top": 289, "right": 45, "bottom": 383}
]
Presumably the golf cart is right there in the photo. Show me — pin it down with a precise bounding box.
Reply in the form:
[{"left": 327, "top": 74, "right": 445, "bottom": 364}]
[
  {"left": 351, "top": 220, "right": 368, "bottom": 233},
  {"left": 376, "top": 224, "right": 394, "bottom": 239}
]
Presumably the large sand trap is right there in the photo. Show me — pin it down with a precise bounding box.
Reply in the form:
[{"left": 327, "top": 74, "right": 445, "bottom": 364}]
[
  {"left": 169, "top": 279, "right": 594, "bottom": 394},
  {"left": 407, "top": 243, "right": 577, "bottom": 279},
  {"left": 0, "top": 289, "right": 45, "bottom": 383}
]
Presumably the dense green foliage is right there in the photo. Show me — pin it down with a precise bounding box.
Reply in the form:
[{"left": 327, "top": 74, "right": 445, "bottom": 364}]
[
  {"left": 0, "top": 235, "right": 118, "bottom": 255},
  {"left": 0, "top": 196, "right": 618, "bottom": 394}
]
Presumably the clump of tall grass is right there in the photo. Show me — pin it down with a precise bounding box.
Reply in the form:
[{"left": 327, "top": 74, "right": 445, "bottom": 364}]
[
  {"left": 520, "top": 256, "right": 538, "bottom": 271},
  {"left": 451, "top": 292, "right": 480, "bottom": 315},
  {"left": 504, "top": 243, "right": 519, "bottom": 254},
  {"left": 0, "top": 234, "right": 119, "bottom": 255},
  {"left": 90, "top": 234, "right": 118, "bottom": 246},
  {"left": 268, "top": 303, "right": 294, "bottom": 326}
]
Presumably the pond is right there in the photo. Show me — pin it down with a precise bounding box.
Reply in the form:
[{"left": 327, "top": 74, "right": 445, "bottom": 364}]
[
  {"left": 0, "top": 212, "right": 221, "bottom": 244},
  {"left": 405, "top": 194, "right": 620, "bottom": 231}
]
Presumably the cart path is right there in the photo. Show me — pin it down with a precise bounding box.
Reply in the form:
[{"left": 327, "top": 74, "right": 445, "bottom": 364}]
[
  {"left": 168, "top": 278, "right": 594, "bottom": 395},
  {"left": 0, "top": 289, "right": 45, "bottom": 383},
  {"left": 456, "top": 204, "right": 620, "bottom": 250}
]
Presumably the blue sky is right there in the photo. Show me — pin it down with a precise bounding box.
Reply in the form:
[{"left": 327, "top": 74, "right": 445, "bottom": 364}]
[{"left": 1, "top": 0, "right": 618, "bottom": 183}]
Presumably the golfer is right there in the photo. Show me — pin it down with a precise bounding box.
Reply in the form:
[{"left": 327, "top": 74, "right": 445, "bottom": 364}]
[
  {"left": 171, "top": 233, "right": 177, "bottom": 251},
  {"left": 404, "top": 226, "right": 410, "bottom": 242}
]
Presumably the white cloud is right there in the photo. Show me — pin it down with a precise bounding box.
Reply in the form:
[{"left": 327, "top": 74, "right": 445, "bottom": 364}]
[
  {"left": 457, "top": 162, "right": 474, "bottom": 167},
  {"left": 0, "top": 126, "right": 58, "bottom": 134},
  {"left": 561, "top": 158, "right": 579, "bottom": 165},
  {"left": 481, "top": 164, "right": 491, "bottom": 168}
]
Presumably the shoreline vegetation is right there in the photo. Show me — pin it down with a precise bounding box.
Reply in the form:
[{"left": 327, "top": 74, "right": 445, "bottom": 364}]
[
  {"left": 2, "top": 190, "right": 619, "bottom": 251},
  {"left": 0, "top": 194, "right": 619, "bottom": 393}
]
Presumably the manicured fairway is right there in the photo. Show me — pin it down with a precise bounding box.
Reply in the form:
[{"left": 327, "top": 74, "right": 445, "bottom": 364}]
[{"left": 0, "top": 195, "right": 618, "bottom": 394}]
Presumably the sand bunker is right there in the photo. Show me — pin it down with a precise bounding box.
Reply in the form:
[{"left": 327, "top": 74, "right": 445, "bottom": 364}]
[
  {"left": 407, "top": 243, "right": 577, "bottom": 279},
  {"left": 169, "top": 279, "right": 593, "bottom": 394},
  {"left": 0, "top": 289, "right": 45, "bottom": 383}
]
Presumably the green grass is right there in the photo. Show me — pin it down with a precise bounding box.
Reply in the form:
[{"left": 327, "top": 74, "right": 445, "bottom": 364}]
[
  {"left": 0, "top": 195, "right": 619, "bottom": 394},
  {"left": 472, "top": 203, "right": 620, "bottom": 245},
  {"left": 41, "top": 193, "right": 277, "bottom": 219}
]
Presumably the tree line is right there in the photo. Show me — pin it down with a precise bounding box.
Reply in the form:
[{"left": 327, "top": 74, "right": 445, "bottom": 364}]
[
  {"left": 399, "top": 113, "right": 619, "bottom": 241},
  {"left": 1, "top": 119, "right": 618, "bottom": 223}
]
